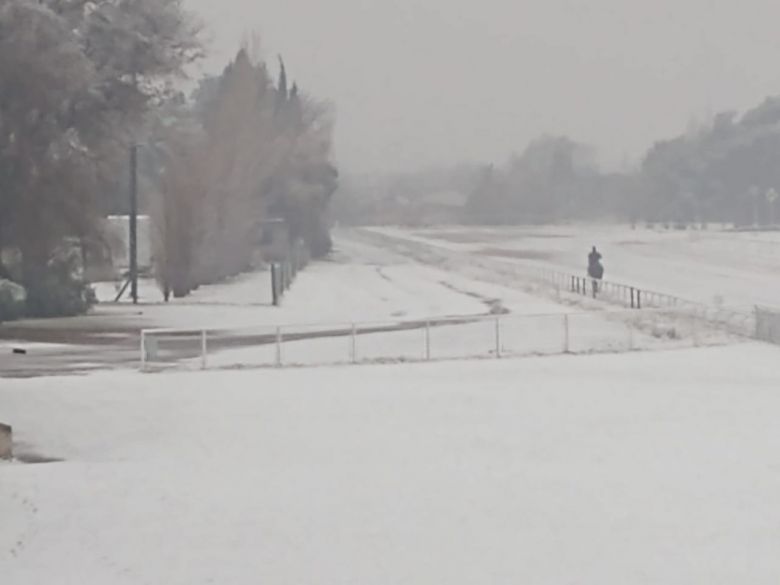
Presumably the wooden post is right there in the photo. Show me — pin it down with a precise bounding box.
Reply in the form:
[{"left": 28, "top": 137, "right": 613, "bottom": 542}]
[
  {"left": 272, "top": 264, "right": 281, "bottom": 306},
  {"left": 425, "top": 321, "right": 431, "bottom": 361},
  {"left": 275, "top": 327, "right": 283, "bottom": 367},
  {"left": 495, "top": 316, "right": 502, "bottom": 358},
  {"left": 351, "top": 324, "right": 358, "bottom": 364},
  {"left": 0, "top": 423, "right": 12, "bottom": 460},
  {"left": 129, "top": 145, "right": 139, "bottom": 304},
  {"left": 201, "top": 330, "right": 208, "bottom": 370}
]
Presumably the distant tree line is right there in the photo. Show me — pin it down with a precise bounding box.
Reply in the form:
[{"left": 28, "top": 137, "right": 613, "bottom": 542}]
[
  {"left": 463, "top": 136, "right": 631, "bottom": 225},
  {"left": 337, "top": 96, "right": 780, "bottom": 230},
  {"left": 637, "top": 97, "right": 780, "bottom": 227},
  {"left": 465, "top": 99, "right": 780, "bottom": 228},
  {"left": 0, "top": 0, "right": 337, "bottom": 317},
  {"left": 334, "top": 165, "right": 482, "bottom": 226}
]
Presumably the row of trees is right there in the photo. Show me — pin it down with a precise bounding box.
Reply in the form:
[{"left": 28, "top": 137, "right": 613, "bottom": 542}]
[
  {"left": 0, "top": 0, "right": 201, "bottom": 314},
  {"left": 638, "top": 97, "right": 780, "bottom": 226},
  {"left": 465, "top": 98, "right": 780, "bottom": 227},
  {"left": 152, "top": 50, "right": 338, "bottom": 298},
  {"left": 335, "top": 96, "right": 780, "bottom": 229},
  {"left": 333, "top": 165, "right": 481, "bottom": 226},
  {"left": 0, "top": 0, "right": 337, "bottom": 315},
  {"left": 463, "top": 136, "right": 631, "bottom": 224}
]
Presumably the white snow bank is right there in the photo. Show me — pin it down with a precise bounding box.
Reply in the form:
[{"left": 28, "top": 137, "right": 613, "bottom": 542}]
[{"left": 2, "top": 344, "right": 780, "bottom": 584}]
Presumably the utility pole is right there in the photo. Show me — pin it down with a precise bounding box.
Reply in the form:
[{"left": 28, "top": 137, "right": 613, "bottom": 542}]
[{"left": 129, "top": 144, "right": 139, "bottom": 304}]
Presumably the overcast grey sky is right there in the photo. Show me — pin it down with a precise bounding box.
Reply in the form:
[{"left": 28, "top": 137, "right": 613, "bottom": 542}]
[{"left": 185, "top": 0, "right": 780, "bottom": 173}]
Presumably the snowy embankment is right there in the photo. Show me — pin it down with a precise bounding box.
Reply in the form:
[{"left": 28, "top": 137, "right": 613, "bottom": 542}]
[
  {"left": 366, "top": 224, "right": 780, "bottom": 310},
  {"left": 2, "top": 344, "right": 780, "bottom": 584}
]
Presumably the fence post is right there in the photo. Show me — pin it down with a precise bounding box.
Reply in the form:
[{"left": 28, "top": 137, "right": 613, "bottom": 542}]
[
  {"left": 630, "top": 287, "right": 635, "bottom": 309},
  {"left": 140, "top": 330, "right": 147, "bottom": 371},
  {"left": 201, "top": 330, "right": 208, "bottom": 370},
  {"left": 272, "top": 264, "right": 280, "bottom": 307},
  {"left": 495, "top": 316, "right": 502, "bottom": 358},
  {"left": 351, "top": 323, "right": 357, "bottom": 364},
  {"left": 755, "top": 306, "right": 761, "bottom": 340},
  {"left": 425, "top": 320, "right": 431, "bottom": 361},
  {"left": 275, "top": 327, "right": 282, "bottom": 367},
  {"left": 563, "top": 314, "right": 570, "bottom": 353},
  {"left": 637, "top": 290, "right": 642, "bottom": 310}
]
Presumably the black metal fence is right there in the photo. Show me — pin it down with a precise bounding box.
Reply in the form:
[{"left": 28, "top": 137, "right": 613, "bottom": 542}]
[{"left": 271, "top": 240, "right": 310, "bottom": 306}]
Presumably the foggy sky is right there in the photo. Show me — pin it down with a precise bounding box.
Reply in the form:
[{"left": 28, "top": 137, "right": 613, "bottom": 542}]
[{"left": 185, "top": 0, "right": 780, "bottom": 173}]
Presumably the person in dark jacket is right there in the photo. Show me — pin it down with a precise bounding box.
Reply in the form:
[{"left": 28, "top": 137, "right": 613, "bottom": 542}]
[
  {"left": 587, "top": 246, "right": 604, "bottom": 296},
  {"left": 588, "top": 246, "right": 603, "bottom": 277}
]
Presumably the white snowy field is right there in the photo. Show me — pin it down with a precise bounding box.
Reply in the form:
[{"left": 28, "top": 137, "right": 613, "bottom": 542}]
[
  {"left": 3, "top": 343, "right": 780, "bottom": 584},
  {"left": 86, "top": 235, "right": 567, "bottom": 334},
  {"left": 367, "top": 225, "right": 780, "bottom": 309}
]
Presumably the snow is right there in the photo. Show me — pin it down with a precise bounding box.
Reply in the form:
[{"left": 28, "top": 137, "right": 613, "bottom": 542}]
[
  {"left": 89, "top": 235, "right": 568, "bottom": 333},
  {"left": 3, "top": 224, "right": 778, "bottom": 581},
  {"left": 366, "top": 225, "right": 780, "bottom": 309},
  {"left": 2, "top": 343, "right": 780, "bottom": 584}
]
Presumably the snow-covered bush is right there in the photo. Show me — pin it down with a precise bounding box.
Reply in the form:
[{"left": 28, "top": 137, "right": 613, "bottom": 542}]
[{"left": 0, "top": 279, "right": 26, "bottom": 322}]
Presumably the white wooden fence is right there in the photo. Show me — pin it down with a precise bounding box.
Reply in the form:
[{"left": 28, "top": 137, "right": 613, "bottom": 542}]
[{"left": 140, "top": 308, "right": 739, "bottom": 372}]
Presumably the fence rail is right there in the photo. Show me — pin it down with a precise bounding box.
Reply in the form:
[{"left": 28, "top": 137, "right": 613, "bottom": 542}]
[{"left": 141, "top": 307, "right": 741, "bottom": 372}]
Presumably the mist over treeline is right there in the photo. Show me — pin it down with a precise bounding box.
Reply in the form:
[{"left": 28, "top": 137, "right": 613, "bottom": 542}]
[
  {"left": 336, "top": 96, "right": 780, "bottom": 229},
  {"left": 0, "top": 0, "right": 336, "bottom": 317}
]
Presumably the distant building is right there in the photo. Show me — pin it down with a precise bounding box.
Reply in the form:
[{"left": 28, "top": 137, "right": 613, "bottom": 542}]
[{"left": 370, "top": 190, "right": 470, "bottom": 226}]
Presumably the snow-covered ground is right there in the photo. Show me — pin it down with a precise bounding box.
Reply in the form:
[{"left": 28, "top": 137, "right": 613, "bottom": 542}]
[
  {"left": 3, "top": 344, "right": 780, "bottom": 584},
  {"left": 2, "top": 224, "right": 778, "bottom": 582},
  {"left": 88, "top": 236, "right": 567, "bottom": 333},
  {"left": 366, "top": 225, "right": 780, "bottom": 309},
  {"left": 4, "top": 227, "right": 760, "bottom": 375}
]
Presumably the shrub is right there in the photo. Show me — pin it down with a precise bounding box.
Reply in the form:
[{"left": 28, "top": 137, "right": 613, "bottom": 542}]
[
  {"left": 0, "top": 279, "right": 26, "bottom": 322},
  {"left": 24, "top": 254, "right": 95, "bottom": 318}
]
